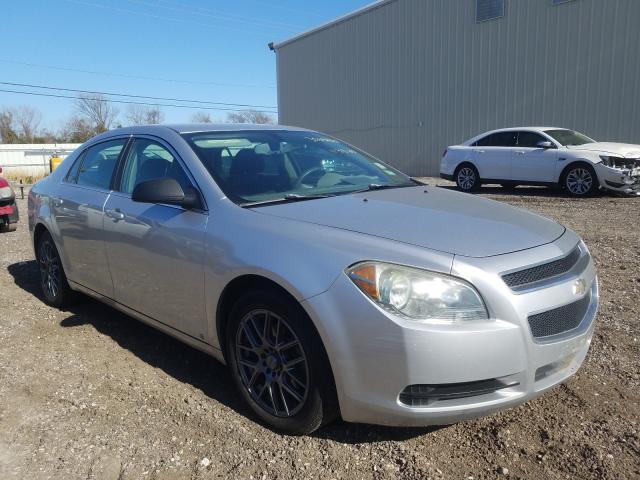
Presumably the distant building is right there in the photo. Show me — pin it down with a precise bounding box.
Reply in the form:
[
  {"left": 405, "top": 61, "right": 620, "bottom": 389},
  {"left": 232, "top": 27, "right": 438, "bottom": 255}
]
[{"left": 271, "top": 0, "right": 640, "bottom": 176}]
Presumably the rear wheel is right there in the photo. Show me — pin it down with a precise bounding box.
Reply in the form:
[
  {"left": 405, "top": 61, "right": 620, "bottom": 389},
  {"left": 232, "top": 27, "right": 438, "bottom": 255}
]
[
  {"left": 226, "top": 289, "right": 338, "bottom": 435},
  {"left": 562, "top": 164, "right": 598, "bottom": 197},
  {"left": 36, "top": 231, "right": 76, "bottom": 308},
  {"left": 455, "top": 164, "right": 480, "bottom": 192}
]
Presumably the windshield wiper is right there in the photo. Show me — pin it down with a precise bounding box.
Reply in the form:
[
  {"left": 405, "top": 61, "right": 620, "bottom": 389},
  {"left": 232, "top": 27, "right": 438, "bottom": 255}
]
[
  {"left": 240, "top": 193, "right": 334, "bottom": 208},
  {"left": 283, "top": 193, "right": 334, "bottom": 200},
  {"left": 350, "top": 182, "right": 417, "bottom": 194}
]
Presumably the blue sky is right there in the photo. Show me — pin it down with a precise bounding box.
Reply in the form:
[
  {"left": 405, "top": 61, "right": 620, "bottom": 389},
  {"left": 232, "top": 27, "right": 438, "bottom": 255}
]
[{"left": 0, "top": 0, "right": 371, "bottom": 130}]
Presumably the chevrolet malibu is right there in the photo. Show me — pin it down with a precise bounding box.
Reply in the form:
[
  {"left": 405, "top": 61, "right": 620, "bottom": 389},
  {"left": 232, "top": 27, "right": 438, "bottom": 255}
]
[
  {"left": 441, "top": 127, "right": 640, "bottom": 196},
  {"left": 28, "top": 125, "right": 598, "bottom": 434}
]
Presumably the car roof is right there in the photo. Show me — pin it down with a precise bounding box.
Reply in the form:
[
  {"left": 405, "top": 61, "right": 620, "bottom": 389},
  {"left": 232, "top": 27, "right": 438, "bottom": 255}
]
[
  {"left": 101, "top": 123, "right": 313, "bottom": 138},
  {"left": 463, "top": 126, "right": 568, "bottom": 145}
]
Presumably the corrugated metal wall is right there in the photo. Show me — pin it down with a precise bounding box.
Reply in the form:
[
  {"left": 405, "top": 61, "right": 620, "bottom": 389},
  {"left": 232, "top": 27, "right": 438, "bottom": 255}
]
[{"left": 276, "top": 0, "right": 640, "bottom": 176}]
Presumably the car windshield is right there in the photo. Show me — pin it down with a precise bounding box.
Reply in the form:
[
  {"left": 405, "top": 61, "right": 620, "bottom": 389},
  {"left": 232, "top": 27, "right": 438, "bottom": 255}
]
[
  {"left": 544, "top": 129, "right": 595, "bottom": 146},
  {"left": 182, "top": 130, "right": 416, "bottom": 205}
]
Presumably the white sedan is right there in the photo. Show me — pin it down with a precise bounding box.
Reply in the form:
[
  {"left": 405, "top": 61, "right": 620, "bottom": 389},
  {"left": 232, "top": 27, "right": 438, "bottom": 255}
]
[{"left": 440, "top": 127, "right": 640, "bottom": 196}]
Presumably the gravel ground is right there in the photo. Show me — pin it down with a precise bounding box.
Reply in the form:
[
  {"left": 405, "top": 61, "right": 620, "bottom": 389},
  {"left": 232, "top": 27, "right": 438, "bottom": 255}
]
[{"left": 1, "top": 186, "right": 639, "bottom": 480}]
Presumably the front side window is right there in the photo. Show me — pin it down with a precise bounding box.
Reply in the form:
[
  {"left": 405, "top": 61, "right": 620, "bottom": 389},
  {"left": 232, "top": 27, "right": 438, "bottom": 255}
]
[
  {"left": 475, "top": 131, "right": 517, "bottom": 147},
  {"left": 182, "top": 130, "right": 414, "bottom": 205},
  {"left": 517, "top": 131, "right": 548, "bottom": 148},
  {"left": 119, "top": 138, "right": 192, "bottom": 195},
  {"left": 73, "top": 139, "right": 126, "bottom": 189},
  {"left": 544, "top": 129, "right": 595, "bottom": 146}
]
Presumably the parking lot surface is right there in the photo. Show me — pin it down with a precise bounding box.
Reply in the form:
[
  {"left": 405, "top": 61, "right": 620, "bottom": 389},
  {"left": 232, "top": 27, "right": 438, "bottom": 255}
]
[{"left": 1, "top": 186, "right": 639, "bottom": 479}]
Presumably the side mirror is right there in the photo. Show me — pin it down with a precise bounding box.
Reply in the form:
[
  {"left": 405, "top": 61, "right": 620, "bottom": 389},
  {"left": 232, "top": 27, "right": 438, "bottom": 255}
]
[
  {"left": 536, "top": 140, "right": 554, "bottom": 149},
  {"left": 132, "top": 178, "right": 201, "bottom": 209}
]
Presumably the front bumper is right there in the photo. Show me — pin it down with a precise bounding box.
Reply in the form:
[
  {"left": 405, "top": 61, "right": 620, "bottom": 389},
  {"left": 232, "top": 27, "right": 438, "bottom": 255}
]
[
  {"left": 596, "top": 163, "right": 640, "bottom": 195},
  {"left": 0, "top": 198, "right": 19, "bottom": 225},
  {"left": 303, "top": 232, "right": 598, "bottom": 426}
]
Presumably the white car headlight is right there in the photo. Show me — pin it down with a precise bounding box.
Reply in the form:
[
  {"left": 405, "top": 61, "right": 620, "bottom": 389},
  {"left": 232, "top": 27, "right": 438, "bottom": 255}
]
[
  {"left": 0, "top": 185, "right": 14, "bottom": 199},
  {"left": 346, "top": 262, "right": 489, "bottom": 322}
]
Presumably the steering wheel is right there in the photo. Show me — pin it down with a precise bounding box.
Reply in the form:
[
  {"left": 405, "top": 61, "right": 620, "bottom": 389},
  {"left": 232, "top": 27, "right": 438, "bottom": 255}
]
[{"left": 294, "top": 167, "right": 326, "bottom": 189}]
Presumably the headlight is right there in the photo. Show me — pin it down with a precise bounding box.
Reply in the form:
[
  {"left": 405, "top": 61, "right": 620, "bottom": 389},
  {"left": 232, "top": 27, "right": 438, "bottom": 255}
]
[
  {"left": 0, "top": 186, "right": 14, "bottom": 199},
  {"left": 346, "top": 262, "right": 489, "bottom": 322}
]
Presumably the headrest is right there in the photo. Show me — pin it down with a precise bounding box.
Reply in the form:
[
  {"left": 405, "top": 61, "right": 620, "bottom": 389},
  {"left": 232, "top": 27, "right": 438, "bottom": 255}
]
[{"left": 230, "top": 149, "right": 264, "bottom": 175}]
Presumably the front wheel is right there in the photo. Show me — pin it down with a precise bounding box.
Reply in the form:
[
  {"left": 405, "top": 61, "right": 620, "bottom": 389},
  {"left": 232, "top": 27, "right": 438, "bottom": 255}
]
[
  {"left": 0, "top": 223, "right": 17, "bottom": 232},
  {"left": 563, "top": 164, "right": 598, "bottom": 197},
  {"left": 226, "top": 290, "right": 338, "bottom": 435},
  {"left": 455, "top": 165, "right": 481, "bottom": 192}
]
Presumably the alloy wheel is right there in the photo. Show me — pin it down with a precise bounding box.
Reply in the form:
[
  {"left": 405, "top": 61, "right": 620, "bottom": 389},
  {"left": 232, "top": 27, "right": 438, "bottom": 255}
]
[
  {"left": 235, "top": 309, "right": 309, "bottom": 418},
  {"left": 566, "top": 168, "right": 593, "bottom": 195},
  {"left": 39, "top": 240, "right": 60, "bottom": 300},
  {"left": 457, "top": 167, "right": 477, "bottom": 190}
]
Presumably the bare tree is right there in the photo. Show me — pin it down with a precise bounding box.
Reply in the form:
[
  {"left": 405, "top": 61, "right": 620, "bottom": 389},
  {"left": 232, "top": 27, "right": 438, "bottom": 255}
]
[
  {"left": 59, "top": 116, "right": 95, "bottom": 143},
  {"left": 126, "top": 104, "right": 164, "bottom": 125},
  {"left": 227, "top": 110, "right": 274, "bottom": 124},
  {"left": 75, "top": 94, "right": 118, "bottom": 133},
  {"left": 12, "top": 106, "right": 42, "bottom": 143},
  {"left": 191, "top": 111, "right": 213, "bottom": 123},
  {"left": 0, "top": 108, "right": 18, "bottom": 143}
]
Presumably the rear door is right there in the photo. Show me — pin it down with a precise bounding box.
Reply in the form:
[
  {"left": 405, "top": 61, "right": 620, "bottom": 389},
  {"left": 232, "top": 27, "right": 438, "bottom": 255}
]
[
  {"left": 472, "top": 131, "right": 517, "bottom": 180},
  {"left": 512, "top": 131, "right": 559, "bottom": 182},
  {"left": 52, "top": 138, "right": 128, "bottom": 297},
  {"left": 103, "top": 136, "right": 208, "bottom": 340}
]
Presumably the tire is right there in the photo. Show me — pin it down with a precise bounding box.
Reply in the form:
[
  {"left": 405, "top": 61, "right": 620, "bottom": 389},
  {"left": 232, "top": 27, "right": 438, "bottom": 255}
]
[
  {"left": 562, "top": 164, "right": 599, "bottom": 197},
  {"left": 0, "top": 223, "right": 17, "bottom": 232},
  {"left": 36, "top": 230, "right": 76, "bottom": 308},
  {"left": 225, "top": 289, "right": 338, "bottom": 435},
  {"left": 455, "top": 164, "right": 481, "bottom": 192}
]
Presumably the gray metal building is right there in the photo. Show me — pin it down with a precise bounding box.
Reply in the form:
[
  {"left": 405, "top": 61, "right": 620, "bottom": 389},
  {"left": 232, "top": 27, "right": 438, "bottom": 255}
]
[{"left": 271, "top": 0, "right": 640, "bottom": 176}]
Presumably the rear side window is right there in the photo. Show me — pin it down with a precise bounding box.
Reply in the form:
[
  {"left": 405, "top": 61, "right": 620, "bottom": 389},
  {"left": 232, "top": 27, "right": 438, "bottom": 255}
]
[
  {"left": 71, "top": 139, "right": 127, "bottom": 190},
  {"left": 119, "top": 138, "right": 192, "bottom": 195},
  {"left": 517, "top": 132, "right": 548, "bottom": 148},
  {"left": 474, "top": 131, "right": 517, "bottom": 147}
]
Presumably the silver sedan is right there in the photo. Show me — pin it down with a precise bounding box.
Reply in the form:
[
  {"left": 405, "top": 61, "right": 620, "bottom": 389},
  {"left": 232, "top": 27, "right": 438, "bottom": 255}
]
[{"left": 28, "top": 125, "right": 598, "bottom": 434}]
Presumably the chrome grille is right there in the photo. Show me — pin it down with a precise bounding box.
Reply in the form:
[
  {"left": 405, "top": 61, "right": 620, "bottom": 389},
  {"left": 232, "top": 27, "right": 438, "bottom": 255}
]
[
  {"left": 528, "top": 291, "right": 591, "bottom": 339},
  {"left": 502, "top": 246, "right": 581, "bottom": 290}
]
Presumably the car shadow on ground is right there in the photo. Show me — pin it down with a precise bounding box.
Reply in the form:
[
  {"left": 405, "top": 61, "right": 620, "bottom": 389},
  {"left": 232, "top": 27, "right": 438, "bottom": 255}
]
[
  {"left": 7, "top": 260, "right": 440, "bottom": 443},
  {"left": 436, "top": 184, "right": 625, "bottom": 198}
]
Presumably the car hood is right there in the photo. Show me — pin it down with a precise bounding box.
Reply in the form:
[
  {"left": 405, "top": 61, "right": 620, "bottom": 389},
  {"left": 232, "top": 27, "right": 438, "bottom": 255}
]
[
  {"left": 568, "top": 142, "right": 640, "bottom": 158},
  {"left": 253, "top": 186, "right": 565, "bottom": 258}
]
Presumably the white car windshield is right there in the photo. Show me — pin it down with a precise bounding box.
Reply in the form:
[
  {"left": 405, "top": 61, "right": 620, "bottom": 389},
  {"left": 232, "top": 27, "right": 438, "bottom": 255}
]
[
  {"left": 182, "top": 130, "right": 416, "bottom": 206},
  {"left": 545, "top": 129, "right": 595, "bottom": 146}
]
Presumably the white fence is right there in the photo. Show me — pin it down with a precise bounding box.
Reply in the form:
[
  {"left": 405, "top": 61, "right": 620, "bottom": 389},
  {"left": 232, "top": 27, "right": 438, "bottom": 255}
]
[{"left": 0, "top": 144, "right": 81, "bottom": 177}]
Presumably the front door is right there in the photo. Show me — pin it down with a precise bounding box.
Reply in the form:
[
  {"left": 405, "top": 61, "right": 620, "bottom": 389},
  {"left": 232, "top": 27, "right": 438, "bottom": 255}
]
[
  {"left": 511, "top": 131, "right": 559, "bottom": 182},
  {"left": 52, "top": 138, "right": 127, "bottom": 297},
  {"left": 103, "top": 137, "right": 208, "bottom": 340}
]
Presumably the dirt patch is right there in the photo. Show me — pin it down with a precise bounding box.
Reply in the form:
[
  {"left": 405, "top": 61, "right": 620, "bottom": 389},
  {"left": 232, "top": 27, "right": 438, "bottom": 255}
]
[{"left": 1, "top": 188, "right": 639, "bottom": 479}]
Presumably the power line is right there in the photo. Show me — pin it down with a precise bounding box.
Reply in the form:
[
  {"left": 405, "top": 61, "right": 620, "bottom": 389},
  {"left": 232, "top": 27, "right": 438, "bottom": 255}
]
[
  {"left": 60, "top": 0, "right": 294, "bottom": 36},
  {"left": 0, "top": 58, "right": 276, "bottom": 89},
  {"left": 0, "top": 81, "right": 277, "bottom": 110},
  {"left": 0, "top": 88, "right": 278, "bottom": 114},
  {"left": 127, "top": 0, "right": 305, "bottom": 31}
]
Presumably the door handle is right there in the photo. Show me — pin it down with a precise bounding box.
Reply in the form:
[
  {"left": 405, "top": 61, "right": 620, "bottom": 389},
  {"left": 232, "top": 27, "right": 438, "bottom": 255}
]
[
  {"left": 515, "top": 151, "right": 526, "bottom": 155},
  {"left": 105, "top": 209, "right": 125, "bottom": 221},
  {"left": 52, "top": 197, "right": 63, "bottom": 207},
  {"left": 476, "top": 150, "right": 485, "bottom": 154}
]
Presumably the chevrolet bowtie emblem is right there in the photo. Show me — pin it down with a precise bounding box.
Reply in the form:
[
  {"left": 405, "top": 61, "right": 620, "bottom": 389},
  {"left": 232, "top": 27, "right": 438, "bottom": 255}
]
[{"left": 573, "top": 278, "right": 587, "bottom": 296}]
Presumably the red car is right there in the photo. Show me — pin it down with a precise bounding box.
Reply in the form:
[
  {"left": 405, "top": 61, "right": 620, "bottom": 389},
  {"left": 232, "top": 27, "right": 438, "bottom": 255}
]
[{"left": 0, "top": 168, "right": 19, "bottom": 232}]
